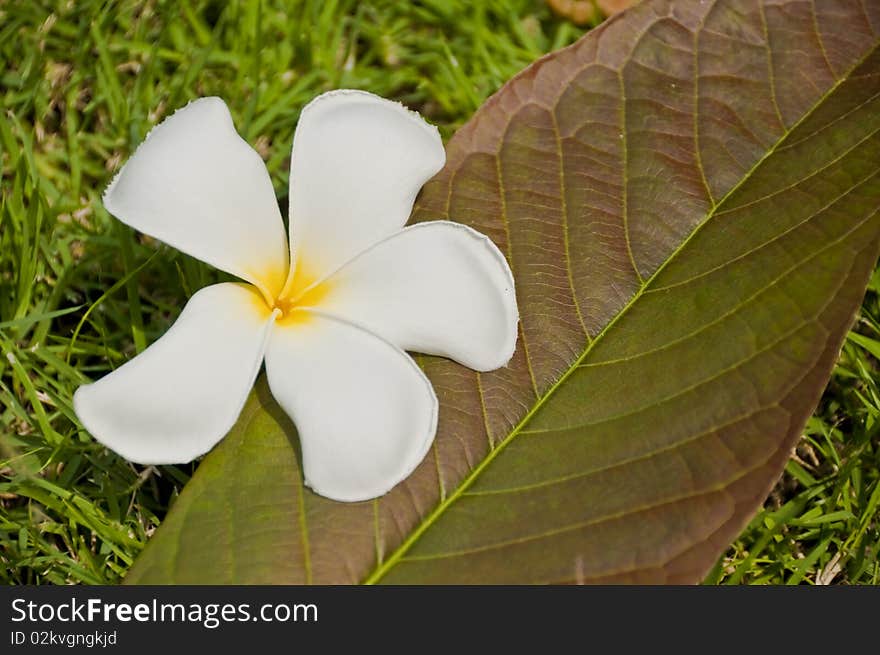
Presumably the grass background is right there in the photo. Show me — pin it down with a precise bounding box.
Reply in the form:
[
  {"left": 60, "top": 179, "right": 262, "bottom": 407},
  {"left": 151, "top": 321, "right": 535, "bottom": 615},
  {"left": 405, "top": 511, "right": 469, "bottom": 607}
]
[{"left": 1, "top": 0, "right": 877, "bottom": 585}]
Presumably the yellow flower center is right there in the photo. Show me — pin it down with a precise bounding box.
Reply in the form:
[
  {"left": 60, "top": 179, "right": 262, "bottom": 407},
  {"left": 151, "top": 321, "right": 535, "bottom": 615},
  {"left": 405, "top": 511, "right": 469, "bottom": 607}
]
[{"left": 256, "top": 260, "right": 333, "bottom": 326}]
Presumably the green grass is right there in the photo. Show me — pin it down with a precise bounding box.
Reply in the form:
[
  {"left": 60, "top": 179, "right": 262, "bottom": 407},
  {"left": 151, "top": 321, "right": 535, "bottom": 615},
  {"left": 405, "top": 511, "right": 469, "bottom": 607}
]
[{"left": 0, "top": 0, "right": 876, "bottom": 585}]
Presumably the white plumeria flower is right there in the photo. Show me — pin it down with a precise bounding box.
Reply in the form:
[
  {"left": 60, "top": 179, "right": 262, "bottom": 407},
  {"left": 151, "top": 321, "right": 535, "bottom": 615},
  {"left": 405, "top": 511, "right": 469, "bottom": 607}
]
[{"left": 73, "top": 90, "right": 518, "bottom": 502}]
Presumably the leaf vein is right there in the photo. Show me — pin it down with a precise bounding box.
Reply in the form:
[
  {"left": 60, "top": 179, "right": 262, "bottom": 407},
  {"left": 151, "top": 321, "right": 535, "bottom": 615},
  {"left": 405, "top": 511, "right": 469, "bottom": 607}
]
[
  {"left": 758, "top": 0, "right": 788, "bottom": 130},
  {"left": 693, "top": 9, "right": 716, "bottom": 207},
  {"left": 550, "top": 109, "right": 590, "bottom": 341},
  {"left": 495, "top": 152, "right": 540, "bottom": 398},
  {"left": 618, "top": 70, "right": 644, "bottom": 285}
]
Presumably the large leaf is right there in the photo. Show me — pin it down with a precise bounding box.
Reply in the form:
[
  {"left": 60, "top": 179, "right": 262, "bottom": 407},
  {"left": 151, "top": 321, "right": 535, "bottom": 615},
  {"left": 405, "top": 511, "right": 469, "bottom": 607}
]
[{"left": 126, "top": 0, "right": 880, "bottom": 584}]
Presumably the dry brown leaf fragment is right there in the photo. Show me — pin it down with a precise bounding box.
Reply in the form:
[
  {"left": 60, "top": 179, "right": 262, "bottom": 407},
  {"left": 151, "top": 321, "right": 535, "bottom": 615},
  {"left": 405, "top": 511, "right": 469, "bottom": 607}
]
[
  {"left": 597, "top": 0, "right": 639, "bottom": 16},
  {"left": 546, "top": 0, "right": 638, "bottom": 24}
]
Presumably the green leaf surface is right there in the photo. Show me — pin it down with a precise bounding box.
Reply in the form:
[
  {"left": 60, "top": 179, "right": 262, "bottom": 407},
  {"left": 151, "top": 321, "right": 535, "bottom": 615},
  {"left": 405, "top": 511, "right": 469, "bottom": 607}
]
[{"left": 126, "top": 0, "right": 880, "bottom": 584}]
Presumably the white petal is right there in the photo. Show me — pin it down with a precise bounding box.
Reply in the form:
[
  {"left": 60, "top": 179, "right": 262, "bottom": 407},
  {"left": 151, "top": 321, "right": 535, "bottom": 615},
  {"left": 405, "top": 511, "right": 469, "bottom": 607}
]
[
  {"left": 286, "top": 90, "right": 445, "bottom": 285},
  {"left": 306, "top": 221, "right": 518, "bottom": 371},
  {"left": 104, "top": 98, "right": 289, "bottom": 297},
  {"left": 74, "top": 283, "right": 274, "bottom": 464},
  {"left": 264, "top": 312, "right": 438, "bottom": 502}
]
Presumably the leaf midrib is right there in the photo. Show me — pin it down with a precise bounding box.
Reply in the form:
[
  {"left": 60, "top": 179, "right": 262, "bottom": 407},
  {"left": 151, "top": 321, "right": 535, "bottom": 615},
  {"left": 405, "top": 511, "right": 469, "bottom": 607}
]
[
  {"left": 428, "top": 204, "right": 875, "bottom": 501},
  {"left": 362, "top": 41, "right": 878, "bottom": 585}
]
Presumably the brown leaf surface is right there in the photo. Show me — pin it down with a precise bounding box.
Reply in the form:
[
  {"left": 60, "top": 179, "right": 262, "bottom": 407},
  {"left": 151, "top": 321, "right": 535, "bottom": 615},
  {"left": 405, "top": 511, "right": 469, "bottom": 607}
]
[{"left": 127, "top": 0, "right": 880, "bottom": 584}]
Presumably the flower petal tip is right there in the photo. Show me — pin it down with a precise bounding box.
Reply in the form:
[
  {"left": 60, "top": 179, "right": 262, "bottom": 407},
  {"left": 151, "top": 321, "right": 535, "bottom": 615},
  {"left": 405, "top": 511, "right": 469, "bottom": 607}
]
[
  {"left": 301, "top": 88, "right": 445, "bottom": 172},
  {"left": 73, "top": 383, "right": 200, "bottom": 466},
  {"left": 73, "top": 283, "right": 275, "bottom": 467},
  {"left": 304, "top": 373, "right": 438, "bottom": 504},
  {"left": 265, "top": 313, "right": 439, "bottom": 503}
]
